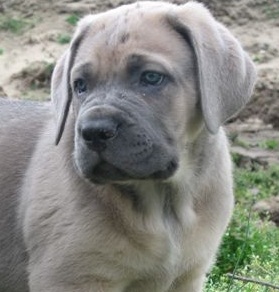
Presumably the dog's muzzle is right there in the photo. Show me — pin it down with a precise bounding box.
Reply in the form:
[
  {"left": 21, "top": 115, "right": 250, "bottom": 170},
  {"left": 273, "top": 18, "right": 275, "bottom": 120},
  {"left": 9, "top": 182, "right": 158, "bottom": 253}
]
[{"left": 74, "top": 105, "right": 178, "bottom": 183}]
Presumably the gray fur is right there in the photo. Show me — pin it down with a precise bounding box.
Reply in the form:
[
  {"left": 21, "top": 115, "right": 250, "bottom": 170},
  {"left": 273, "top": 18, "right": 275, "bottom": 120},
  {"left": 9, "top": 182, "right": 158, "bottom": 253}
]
[
  {"left": 0, "top": 100, "right": 50, "bottom": 292},
  {"left": 0, "top": 2, "right": 256, "bottom": 292}
]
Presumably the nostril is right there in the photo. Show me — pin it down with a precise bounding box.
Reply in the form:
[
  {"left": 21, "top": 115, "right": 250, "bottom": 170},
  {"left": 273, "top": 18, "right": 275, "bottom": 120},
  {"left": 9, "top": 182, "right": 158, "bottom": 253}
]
[
  {"left": 81, "top": 126, "right": 117, "bottom": 142},
  {"left": 97, "top": 128, "right": 116, "bottom": 140},
  {"left": 81, "top": 127, "right": 94, "bottom": 142}
]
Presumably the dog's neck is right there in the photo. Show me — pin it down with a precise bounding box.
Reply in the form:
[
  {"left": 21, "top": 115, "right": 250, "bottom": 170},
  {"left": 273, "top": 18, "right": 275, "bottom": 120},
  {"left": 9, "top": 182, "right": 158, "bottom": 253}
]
[
  {"left": 105, "top": 173, "right": 197, "bottom": 234},
  {"left": 113, "top": 182, "right": 182, "bottom": 218}
]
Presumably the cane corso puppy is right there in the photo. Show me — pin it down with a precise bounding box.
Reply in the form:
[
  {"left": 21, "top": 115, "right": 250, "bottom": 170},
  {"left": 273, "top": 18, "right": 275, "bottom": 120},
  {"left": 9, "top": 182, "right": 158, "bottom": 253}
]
[{"left": 0, "top": 1, "right": 256, "bottom": 291}]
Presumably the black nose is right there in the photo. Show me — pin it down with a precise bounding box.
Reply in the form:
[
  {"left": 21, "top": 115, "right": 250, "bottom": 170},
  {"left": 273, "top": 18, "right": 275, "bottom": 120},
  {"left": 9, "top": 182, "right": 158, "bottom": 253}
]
[{"left": 80, "top": 118, "right": 119, "bottom": 152}]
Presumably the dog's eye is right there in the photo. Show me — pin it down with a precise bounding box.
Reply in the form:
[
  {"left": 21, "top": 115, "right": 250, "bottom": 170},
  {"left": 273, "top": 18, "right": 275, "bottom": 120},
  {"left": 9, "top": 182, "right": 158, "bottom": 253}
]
[
  {"left": 140, "top": 71, "right": 165, "bottom": 86},
  {"left": 73, "top": 78, "right": 87, "bottom": 95}
]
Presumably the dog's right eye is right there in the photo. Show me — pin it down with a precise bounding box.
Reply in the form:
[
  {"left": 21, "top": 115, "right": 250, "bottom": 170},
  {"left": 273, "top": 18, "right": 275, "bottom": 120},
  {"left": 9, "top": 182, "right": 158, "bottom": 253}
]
[
  {"left": 140, "top": 71, "right": 165, "bottom": 86},
  {"left": 73, "top": 79, "right": 87, "bottom": 95}
]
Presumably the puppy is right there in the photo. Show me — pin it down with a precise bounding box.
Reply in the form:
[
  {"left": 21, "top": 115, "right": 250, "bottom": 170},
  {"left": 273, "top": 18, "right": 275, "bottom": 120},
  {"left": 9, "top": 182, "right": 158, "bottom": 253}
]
[{"left": 0, "top": 1, "right": 256, "bottom": 291}]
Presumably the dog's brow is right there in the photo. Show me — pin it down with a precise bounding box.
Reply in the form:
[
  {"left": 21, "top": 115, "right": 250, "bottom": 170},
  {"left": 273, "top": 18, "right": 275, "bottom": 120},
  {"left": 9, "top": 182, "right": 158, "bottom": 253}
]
[
  {"left": 127, "top": 54, "right": 146, "bottom": 67},
  {"left": 72, "top": 62, "right": 94, "bottom": 78},
  {"left": 126, "top": 53, "right": 175, "bottom": 76}
]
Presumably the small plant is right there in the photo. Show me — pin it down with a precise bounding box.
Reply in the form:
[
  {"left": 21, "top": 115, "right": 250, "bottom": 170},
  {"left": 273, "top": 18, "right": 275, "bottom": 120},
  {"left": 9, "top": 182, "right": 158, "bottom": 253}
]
[
  {"left": 66, "top": 14, "right": 80, "bottom": 26},
  {"left": 0, "top": 16, "right": 31, "bottom": 34},
  {"left": 259, "top": 139, "right": 279, "bottom": 150},
  {"left": 57, "top": 34, "right": 71, "bottom": 44},
  {"left": 231, "top": 152, "right": 242, "bottom": 166},
  {"left": 0, "top": 48, "right": 3, "bottom": 55}
]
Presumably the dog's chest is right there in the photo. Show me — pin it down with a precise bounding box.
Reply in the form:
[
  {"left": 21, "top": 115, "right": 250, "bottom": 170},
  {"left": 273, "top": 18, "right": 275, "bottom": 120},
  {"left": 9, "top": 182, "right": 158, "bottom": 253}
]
[{"left": 62, "top": 193, "right": 189, "bottom": 289}]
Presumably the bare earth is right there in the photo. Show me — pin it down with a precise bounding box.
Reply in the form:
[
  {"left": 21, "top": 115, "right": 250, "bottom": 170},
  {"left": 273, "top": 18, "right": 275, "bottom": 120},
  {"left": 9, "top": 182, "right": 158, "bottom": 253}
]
[{"left": 0, "top": 0, "right": 279, "bottom": 164}]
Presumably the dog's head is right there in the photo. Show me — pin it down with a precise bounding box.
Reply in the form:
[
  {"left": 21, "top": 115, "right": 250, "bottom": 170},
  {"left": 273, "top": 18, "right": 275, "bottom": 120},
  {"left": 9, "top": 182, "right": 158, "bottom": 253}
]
[{"left": 51, "top": 1, "right": 256, "bottom": 184}]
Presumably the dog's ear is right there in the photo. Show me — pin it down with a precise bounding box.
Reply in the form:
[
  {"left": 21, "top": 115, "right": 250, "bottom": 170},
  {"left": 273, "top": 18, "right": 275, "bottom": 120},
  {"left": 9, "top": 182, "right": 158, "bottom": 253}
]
[
  {"left": 51, "top": 50, "right": 72, "bottom": 145},
  {"left": 51, "top": 17, "right": 92, "bottom": 145},
  {"left": 169, "top": 2, "right": 257, "bottom": 134}
]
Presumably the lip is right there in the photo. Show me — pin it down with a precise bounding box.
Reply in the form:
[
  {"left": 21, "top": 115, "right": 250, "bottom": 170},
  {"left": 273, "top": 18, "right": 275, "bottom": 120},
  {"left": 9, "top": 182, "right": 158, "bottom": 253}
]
[
  {"left": 149, "top": 159, "right": 178, "bottom": 180},
  {"left": 78, "top": 156, "right": 178, "bottom": 184}
]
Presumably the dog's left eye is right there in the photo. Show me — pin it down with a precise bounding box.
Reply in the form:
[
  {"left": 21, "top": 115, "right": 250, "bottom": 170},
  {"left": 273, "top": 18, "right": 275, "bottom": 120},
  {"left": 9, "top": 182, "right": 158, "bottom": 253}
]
[
  {"left": 73, "top": 78, "right": 87, "bottom": 95},
  {"left": 140, "top": 71, "right": 165, "bottom": 86}
]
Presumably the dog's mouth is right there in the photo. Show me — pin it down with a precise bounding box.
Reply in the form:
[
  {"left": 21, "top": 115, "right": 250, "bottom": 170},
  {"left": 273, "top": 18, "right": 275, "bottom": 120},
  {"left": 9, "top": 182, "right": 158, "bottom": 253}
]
[
  {"left": 74, "top": 138, "right": 179, "bottom": 184},
  {"left": 75, "top": 151, "right": 178, "bottom": 184},
  {"left": 89, "top": 158, "right": 178, "bottom": 184}
]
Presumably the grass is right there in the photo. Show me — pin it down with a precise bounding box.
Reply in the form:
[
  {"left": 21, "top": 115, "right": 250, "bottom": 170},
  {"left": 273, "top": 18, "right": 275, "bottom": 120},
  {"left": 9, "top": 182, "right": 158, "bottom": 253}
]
[
  {"left": 259, "top": 139, "right": 279, "bottom": 150},
  {"left": 206, "top": 164, "right": 279, "bottom": 291},
  {"left": 230, "top": 134, "right": 279, "bottom": 151},
  {"left": 57, "top": 34, "right": 71, "bottom": 44},
  {"left": 66, "top": 14, "right": 80, "bottom": 26},
  {"left": 0, "top": 16, "right": 33, "bottom": 34}
]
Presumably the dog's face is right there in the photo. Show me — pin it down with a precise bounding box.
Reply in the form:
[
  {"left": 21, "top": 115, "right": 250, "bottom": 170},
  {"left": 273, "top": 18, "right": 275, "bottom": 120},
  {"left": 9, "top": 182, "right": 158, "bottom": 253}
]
[
  {"left": 72, "top": 4, "right": 200, "bottom": 183},
  {"left": 51, "top": 2, "right": 256, "bottom": 184}
]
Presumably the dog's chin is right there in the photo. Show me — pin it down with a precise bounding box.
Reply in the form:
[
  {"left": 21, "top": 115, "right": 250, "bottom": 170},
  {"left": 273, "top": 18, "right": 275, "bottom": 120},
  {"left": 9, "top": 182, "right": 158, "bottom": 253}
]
[{"left": 75, "top": 158, "right": 178, "bottom": 185}]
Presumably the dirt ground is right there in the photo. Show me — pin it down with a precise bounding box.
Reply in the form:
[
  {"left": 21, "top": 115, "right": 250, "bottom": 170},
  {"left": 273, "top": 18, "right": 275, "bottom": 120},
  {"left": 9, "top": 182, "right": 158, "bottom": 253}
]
[{"left": 0, "top": 0, "right": 279, "bottom": 162}]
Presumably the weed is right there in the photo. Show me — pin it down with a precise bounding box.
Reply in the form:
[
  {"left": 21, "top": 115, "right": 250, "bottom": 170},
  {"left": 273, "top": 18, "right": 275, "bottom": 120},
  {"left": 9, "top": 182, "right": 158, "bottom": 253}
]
[
  {"left": 0, "top": 16, "right": 32, "bottom": 34},
  {"left": 232, "top": 153, "right": 242, "bottom": 166},
  {"left": 259, "top": 139, "right": 279, "bottom": 150},
  {"left": 57, "top": 34, "right": 71, "bottom": 44},
  {"left": 66, "top": 14, "right": 80, "bottom": 26},
  {"left": 0, "top": 48, "right": 3, "bottom": 55}
]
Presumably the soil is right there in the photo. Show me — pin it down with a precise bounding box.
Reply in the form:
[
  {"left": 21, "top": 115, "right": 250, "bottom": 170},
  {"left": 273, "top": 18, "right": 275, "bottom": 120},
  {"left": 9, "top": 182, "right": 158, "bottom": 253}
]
[{"left": 0, "top": 1, "right": 279, "bottom": 220}]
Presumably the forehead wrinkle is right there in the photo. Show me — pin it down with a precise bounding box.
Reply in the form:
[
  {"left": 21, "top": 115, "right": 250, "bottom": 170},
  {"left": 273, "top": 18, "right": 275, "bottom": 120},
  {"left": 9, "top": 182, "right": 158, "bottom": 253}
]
[
  {"left": 100, "top": 10, "right": 134, "bottom": 48},
  {"left": 126, "top": 52, "right": 175, "bottom": 73},
  {"left": 72, "top": 62, "right": 94, "bottom": 76},
  {"left": 74, "top": 3, "right": 193, "bottom": 77}
]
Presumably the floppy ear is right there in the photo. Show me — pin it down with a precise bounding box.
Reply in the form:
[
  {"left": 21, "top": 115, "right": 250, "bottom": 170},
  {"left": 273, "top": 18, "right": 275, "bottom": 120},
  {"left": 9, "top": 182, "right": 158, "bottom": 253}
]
[
  {"left": 51, "top": 18, "right": 92, "bottom": 145},
  {"left": 169, "top": 2, "right": 257, "bottom": 134},
  {"left": 51, "top": 50, "right": 72, "bottom": 145}
]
